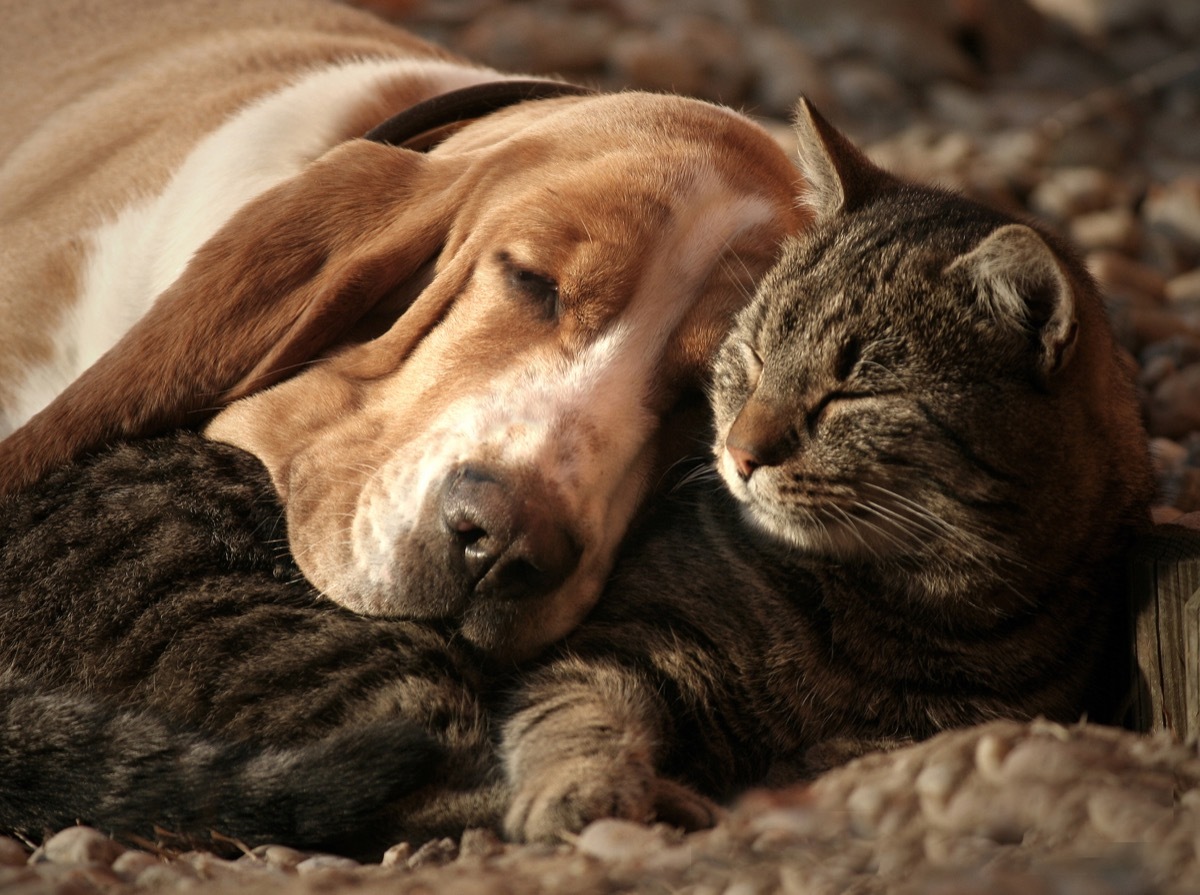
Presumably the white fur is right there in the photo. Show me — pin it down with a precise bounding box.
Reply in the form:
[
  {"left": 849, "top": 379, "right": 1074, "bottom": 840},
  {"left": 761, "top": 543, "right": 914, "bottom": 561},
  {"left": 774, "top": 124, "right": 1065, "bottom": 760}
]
[{"left": 7, "top": 57, "right": 502, "bottom": 430}]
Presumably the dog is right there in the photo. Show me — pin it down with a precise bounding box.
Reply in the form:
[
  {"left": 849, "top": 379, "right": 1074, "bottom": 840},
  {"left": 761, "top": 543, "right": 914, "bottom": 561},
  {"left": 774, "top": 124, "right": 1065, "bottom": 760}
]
[{"left": 0, "top": 0, "right": 806, "bottom": 659}]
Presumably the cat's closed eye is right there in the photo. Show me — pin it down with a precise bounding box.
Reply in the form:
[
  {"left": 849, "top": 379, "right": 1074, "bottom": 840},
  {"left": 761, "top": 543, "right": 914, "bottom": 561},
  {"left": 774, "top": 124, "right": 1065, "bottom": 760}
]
[{"left": 740, "top": 342, "right": 764, "bottom": 389}]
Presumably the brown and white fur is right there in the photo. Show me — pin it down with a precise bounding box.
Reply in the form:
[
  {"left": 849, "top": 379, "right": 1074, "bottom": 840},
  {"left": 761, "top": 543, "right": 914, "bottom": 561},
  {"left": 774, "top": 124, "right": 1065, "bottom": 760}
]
[{"left": 0, "top": 0, "right": 805, "bottom": 659}]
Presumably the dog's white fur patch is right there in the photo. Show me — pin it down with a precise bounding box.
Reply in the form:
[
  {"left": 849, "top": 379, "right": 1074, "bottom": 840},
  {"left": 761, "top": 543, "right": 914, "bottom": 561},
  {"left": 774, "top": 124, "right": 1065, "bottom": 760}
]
[{"left": 6, "top": 57, "right": 500, "bottom": 431}]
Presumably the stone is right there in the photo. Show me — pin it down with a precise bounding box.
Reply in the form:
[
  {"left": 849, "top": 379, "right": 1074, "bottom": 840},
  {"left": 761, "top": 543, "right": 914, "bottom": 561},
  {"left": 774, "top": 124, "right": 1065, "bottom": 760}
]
[
  {"left": 456, "top": 6, "right": 616, "bottom": 76},
  {"left": 575, "top": 818, "right": 659, "bottom": 862},
  {"left": 1144, "top": 178, "right": 1200, "bottom": 256},
  {"left": 248, "top": 843, "right": 306, "bottom": 870},
  {"left": 39, "top": 827, "right": 125, "bottom": 867},
  {"left": 1029, "top": 166, "right": 1132, "bottom": 222},
  {"left": 110, "top": 850, "right": 161, "bottom": 880},
  {"left": 458, "top": 828, "right": 505, "bottom": 861},
  {"left": 0, "top": 838, "right": 27, "bottom": 867},
  {"left": 609, "top": 17, "right": 752, "bottom": 105},
  {"left": 1088, "top": 250, "right": 1166, "bottom": 305},
  {"left": 1127, "top": 306, "right": 1198, "bottom": 352},
  {"left": 743, "top": 26, "right": 834, "bottom": 117},
  {"left": 1025, "top": 0, "right": 1164, "bottom": 35},
  {"left": 1166, "top": 269, "right": 1200, "bottom": 305},
  {"left": 297, "top": 854, "right": 361, "bottom": 874},
  {"left": 380, "top": 842, "right": 412, "bottom": 868},
  {"left": 1069, "top": 207, "right": 1142, "bottom": 255},
  {"left": 1148, "top": 364, "right": 1200, "bottom": 439}
]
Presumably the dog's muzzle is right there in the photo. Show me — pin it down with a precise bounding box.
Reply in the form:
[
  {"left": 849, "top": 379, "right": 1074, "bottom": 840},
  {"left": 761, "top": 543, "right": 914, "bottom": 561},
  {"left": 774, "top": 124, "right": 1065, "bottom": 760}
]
[{"left": 440, "top": 464, "right": 582, "bottom": 604}]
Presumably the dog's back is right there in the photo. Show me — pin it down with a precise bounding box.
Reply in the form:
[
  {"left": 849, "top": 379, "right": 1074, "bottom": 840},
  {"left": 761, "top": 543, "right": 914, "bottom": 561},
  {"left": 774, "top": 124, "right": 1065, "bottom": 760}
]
[{"left": 0, "top": 0, "right": 451, "bottom": 419}]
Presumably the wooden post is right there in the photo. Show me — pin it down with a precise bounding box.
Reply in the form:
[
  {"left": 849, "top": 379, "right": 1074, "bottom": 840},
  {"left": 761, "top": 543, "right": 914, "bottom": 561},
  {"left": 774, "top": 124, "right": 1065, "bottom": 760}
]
[{"left": 1127, "top": 524, "right": 1200, "bottom": 740}]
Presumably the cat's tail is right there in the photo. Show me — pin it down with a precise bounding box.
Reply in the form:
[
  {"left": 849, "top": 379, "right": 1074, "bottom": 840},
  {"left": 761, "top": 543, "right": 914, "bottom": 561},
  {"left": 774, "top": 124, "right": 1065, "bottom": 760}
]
[{"left": 0, "top": 673, "right": 439, "bottom": 856}]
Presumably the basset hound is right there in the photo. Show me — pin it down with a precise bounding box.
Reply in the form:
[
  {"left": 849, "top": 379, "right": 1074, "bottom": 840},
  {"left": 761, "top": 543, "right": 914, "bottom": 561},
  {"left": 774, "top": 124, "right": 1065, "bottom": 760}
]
[{"left": 0, "top": 0, "right": 806, "bottom": 659}]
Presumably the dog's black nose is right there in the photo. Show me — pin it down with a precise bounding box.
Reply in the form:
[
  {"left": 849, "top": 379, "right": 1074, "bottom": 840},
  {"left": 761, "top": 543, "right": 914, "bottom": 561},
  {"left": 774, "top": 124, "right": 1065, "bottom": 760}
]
[{"left": 441, "top": 466, "right": 581, "bottom": 601}]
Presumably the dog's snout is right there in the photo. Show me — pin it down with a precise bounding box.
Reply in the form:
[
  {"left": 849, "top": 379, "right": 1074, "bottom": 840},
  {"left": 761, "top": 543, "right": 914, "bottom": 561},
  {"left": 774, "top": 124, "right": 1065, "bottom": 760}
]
[{"left": 441, "top": 466, "right": 581, "bottom": 601}]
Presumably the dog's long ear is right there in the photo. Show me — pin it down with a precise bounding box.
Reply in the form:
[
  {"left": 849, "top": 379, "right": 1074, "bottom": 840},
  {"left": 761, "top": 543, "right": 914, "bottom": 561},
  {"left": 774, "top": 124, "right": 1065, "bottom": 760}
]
[{"left": 0, "top": 140, "right": 464, "bottom": 495}]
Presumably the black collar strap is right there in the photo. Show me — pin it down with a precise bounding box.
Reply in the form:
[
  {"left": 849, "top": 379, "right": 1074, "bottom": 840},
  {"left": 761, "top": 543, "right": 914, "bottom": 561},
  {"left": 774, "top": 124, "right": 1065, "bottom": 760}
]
[{"left": 363, "top": 79, "right": 596, "bottom": 151}]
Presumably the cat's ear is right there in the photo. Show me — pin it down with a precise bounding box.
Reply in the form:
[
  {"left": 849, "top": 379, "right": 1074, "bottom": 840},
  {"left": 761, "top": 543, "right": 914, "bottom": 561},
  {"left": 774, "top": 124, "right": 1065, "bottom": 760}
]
[
  {"left": 792, "top": 97, "right": 896, "bottom": 219},
  {"left": 950, "top": 224, "right": 1079, "bottom": 377}
]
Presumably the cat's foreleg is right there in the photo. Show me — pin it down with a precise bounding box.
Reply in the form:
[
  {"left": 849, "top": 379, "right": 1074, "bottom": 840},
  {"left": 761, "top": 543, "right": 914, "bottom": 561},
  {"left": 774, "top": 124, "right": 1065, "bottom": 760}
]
[{"left": 499, "top": 657, "right": 719, "bottom": 843}]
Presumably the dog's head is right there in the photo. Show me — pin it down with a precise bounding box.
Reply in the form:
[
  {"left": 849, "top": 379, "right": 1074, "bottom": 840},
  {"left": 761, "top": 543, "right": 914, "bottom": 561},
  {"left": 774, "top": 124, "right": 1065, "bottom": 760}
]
[{"left": 2, "top": 91, "right": 804, "bottom": 659}]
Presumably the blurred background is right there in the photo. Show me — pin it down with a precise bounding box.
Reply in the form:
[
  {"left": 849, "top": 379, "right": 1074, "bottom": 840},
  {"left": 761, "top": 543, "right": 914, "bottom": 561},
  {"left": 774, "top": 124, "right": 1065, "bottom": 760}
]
[{"left": 359, "top": 0, "right": 1200, "bottom": 512}]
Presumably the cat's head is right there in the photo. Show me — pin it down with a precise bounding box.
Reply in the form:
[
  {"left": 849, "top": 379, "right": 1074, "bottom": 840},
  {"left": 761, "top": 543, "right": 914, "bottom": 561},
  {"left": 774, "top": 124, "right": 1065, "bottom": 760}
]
[{"left": 711, "top": 99, "right": 1152, "bottom": 592}]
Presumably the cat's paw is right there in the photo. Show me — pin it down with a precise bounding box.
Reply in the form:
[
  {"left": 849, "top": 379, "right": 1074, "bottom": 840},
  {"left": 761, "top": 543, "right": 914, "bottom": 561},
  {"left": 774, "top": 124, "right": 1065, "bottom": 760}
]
[{"left": 504, "top": 759, "right": 720, "bottom": 843}]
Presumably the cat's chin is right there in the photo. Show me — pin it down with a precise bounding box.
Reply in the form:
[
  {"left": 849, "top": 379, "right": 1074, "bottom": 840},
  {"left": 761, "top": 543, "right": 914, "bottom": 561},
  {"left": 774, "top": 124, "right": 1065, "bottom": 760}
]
[{"left": 738, "top": 500, "right": 897, "bottom": 561}]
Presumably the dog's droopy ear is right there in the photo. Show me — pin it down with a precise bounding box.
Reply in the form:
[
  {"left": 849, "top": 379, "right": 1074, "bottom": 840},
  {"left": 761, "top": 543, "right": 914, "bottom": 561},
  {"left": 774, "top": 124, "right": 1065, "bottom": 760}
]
[{"left": 0, "top": 140, "right": 462, "bottom": 495}]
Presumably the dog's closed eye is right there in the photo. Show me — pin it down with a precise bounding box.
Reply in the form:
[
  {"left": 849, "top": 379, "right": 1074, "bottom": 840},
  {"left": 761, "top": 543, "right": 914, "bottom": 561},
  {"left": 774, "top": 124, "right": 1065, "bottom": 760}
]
[{"left": 498, "top": 251, "right": 560, "bottom": 321}]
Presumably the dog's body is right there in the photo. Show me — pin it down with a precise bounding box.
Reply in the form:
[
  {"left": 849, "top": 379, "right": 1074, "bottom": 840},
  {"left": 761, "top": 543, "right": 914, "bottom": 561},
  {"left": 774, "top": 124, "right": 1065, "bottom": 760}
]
[{"left": 0, "top": 0, "right": 805, "bottom": 657}]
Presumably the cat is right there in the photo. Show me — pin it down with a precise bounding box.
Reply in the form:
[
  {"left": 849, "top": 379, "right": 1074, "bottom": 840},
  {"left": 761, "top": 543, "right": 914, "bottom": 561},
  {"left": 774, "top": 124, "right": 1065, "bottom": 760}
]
[
  {"left": 498, "top": 101, "right": 1154, "bottom": 842},
  {"left": 0, "top": 435, "right": 506, "bottom": 858},
  {"left": 0, "top": 99, "right": 1153, "bottom": 854}
]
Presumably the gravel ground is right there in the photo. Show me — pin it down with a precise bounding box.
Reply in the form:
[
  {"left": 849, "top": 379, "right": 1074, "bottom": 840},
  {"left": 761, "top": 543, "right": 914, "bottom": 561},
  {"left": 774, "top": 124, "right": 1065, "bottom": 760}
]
[
  {"left": 9, "top": 720, "right": 1200, "bottom": 893},
  {"left": 10, "top": 0, "right": 1200, "bottom": 891}
]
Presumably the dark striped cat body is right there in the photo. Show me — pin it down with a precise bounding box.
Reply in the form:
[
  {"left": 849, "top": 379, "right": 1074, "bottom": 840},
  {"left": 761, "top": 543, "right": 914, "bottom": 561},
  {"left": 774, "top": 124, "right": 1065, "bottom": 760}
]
[
  {"left": 0, "top": 101, "right": 1152, "bottom": 852},
  {"left": 0, "top": 438, "right": 503, "bottom": 857}
]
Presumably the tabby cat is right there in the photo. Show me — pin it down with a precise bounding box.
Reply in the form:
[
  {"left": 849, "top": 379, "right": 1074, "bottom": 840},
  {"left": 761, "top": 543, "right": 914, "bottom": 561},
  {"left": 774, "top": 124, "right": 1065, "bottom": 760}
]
[{"left": 0, "top": 100, "right": 1152, "bottom": 853}]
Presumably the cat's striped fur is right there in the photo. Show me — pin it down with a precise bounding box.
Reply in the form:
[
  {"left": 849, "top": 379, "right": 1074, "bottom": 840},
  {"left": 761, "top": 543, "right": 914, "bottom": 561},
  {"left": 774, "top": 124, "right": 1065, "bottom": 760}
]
[
  {"left": 0, "top": 101, "right": 1153, "bottom": 852},
  {"left": 0, "top": 437, "right": 504, "bottom": 857}
]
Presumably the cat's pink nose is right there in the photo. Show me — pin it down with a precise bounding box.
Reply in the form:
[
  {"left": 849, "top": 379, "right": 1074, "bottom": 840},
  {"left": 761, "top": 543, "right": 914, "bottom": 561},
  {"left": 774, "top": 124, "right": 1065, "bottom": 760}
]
[{"left": 727, "top": 443, "right": 762, "bottom": 480}]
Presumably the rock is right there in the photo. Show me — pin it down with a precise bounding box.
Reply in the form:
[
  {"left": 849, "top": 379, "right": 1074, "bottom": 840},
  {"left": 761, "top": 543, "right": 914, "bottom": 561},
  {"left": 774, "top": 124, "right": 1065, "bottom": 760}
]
[
  {"left": 1152, "top": 504, "right": 1186, "bottom": 524},
  {"left": 1029, "top": 167, "right": 1133, "bottom": 222},
  {"left": 458, "top": 828, "right": 505, "bottom": 861},
  {"left": 1069, "top": 207, "right": 1142, "bottom": 255},
  {"left": 247, "top": 843, "right": 306, "bottom": 870},
  {"left": 608, "top": 17, "right": 753, "bottom": 106},
  {"left": 743, "top": 26, "right": 834, "bottom": 117},
  {"left": 0, "top": 838, "right": 27, "bottom": 867},
  {"left": 1144, "top": 178, "right": 1200, "bottom": 262},
  {"left": 110, "top": 851, "right": 161, "bottom": 880},
  {"left": 1024, "top": 0, "right": 1164, "bottom": 36},
  {"left": 1088, "top": 250, "right": 1166, "bottom": 305},
  {"left": 1148, "top": 364, "right": 1200, "bottom": 438},
  {"left": 456, "top": 6, "right": 616, "bottom": 76},
  {"left": 134, "top": 861, "right": 198, "bottom": 889},
  {"left": 1166, "top": 268, "right": 1200, "bottom": 305},
  {"left": 38, "top": 827, "right": 124, "bottom": 867},
  {"left": 575, "top": 818, "right": 661, "bottom": 863},
  {"left": 380, "top": 841, "right": 412, "bottom": 868},
  {"left": 297, "top": 854, "right": 362, "bottom": 874},
  {"left": 1127, "top": 306, "right": 1200, "bottom": 352}
]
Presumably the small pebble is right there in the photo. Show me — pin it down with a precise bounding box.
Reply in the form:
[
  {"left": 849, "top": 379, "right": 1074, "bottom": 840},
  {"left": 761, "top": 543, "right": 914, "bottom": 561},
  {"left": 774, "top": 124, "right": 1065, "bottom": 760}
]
[
  {"left": 110, "top": 851, "right": 161, "bottom": 880},
  {"left": 39, "top": 827, "right": 125, "bottom": 867},
  {"left": 1167, "top": 269, "right": 1200, "bottom": 305},
  {"left": 1070, "top": 207, "right": 1142, "bottom": 255},
  {"left": 458, "top": 828, "right": 505, "bottom": 860},
  {"left": 380, "top": 842, "right": 412, "bottom": 868},
  {"left": 296, "top": 854, "right": 361, "bottom": 874},
  {"left": 0, "top": 837, "right": 28, "bottom": 867},
  {"left": 244, "top": 843, "right": 307, "bottom": 871},
  {"left": 575, "top": 819, "right": 659, "bottom": 863}
]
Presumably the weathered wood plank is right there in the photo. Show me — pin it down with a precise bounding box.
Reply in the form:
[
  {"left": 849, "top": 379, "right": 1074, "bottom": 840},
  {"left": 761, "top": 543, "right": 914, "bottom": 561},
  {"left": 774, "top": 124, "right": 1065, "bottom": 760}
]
[{"left": 1127, "top": 524, "right": 1200, "bottom": 739}]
